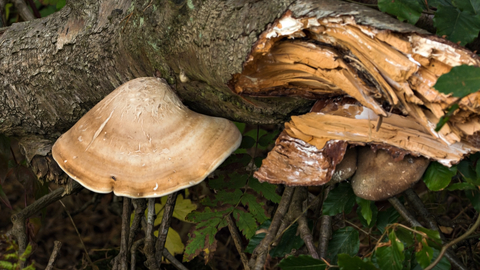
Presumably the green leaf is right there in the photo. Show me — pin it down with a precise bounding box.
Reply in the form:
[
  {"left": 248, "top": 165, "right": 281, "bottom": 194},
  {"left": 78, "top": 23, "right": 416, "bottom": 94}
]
[
  {"left": 378, "top": 0, "right": 423, "bottom": 24},
  {"left": 327, "top": 226, "right": 360, "bottom": 264},
  {"left": 465, "top": 189, "right": 480, "bottom": 212},
  {"left": 258, "top": 130, "right": 280, "bottom": 147},
  {"left": 435, "top": 65, "right": 480, "bottom": 98},
  {"left": 434, "top": 6, "right": 480, "bottom": 46},
  {"left": 396, "top": 226, "right": 414, "bottom": 246},
  {"left": 375, "top": 231, "right": 405, "bottom": 270},
  {"left": 323, "top": 182, "right": 356, "bottom": 216},
  {"left": 415, "top": 238, "right": 434, "bottom": 268},
  {"left": 154, "top": 227, "right": 185, "bottom": 257},
  {"left": 213, "top": 189, "right": 243, "bottom": 206},
  {"left": 232, "top": 209, "right": 257, "bottom": 239},
  {"left": 0, "top": 261, "right": 14, "bottom": 268},
  {"left": 356, "top": 197, "right": 377, "bottom": 226},
  {"left": 435, "top": 104, "right": 459, "bottom": 132},
  {"left": 171, "top": 194, "right": 197, "bottom": 222},
  {"left": 447, "top": 182, "right": 477, "bottom": 191},
  {"left": 412, "top": 248, "right": 451, "bottom": 270},
  {"left": 338, "top": 254, "right": 379, "bottom": 270},
  {"left": 183, "top": 225, "right": 218, "bottom": 262},
  {"left": 414, "top": 227, "right": 443, "bottom": 249},
  {"left": 377, "top": 207, "right": 401, "bottom": 233},
  {"left": 245, "top": 220, "right": 270, "bottom": 253},
  {"left": 423, "top": 162, "right": 457, "bottom": 191},
  {"left": 235, "top": 122, "right": 246, "bottom": 133},
  {"left": 270, "top": 222, "right": 305, "bottom": 258},
  {"left": 453, "top": 0, "right": 480, "bottom": 14},
  {"left": 249, "top": 178, "right": 281, "bottom": 203},
  {"left": 277, "top": 255, "right": 327, "bottom": 270},
  {"left": 458, "top": 159, "right": 480, "bottom": 185},
  {"left": 241, "top": 193, "right": 269, "bottom": 224}
]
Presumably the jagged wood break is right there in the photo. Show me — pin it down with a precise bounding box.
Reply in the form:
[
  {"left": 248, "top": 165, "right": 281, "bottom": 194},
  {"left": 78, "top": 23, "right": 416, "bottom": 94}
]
[{"left": 235, "top": 11, "right": 480, "bottom": 187}]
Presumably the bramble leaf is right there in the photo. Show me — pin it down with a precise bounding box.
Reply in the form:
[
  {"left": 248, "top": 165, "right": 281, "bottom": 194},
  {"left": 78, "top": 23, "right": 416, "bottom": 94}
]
[
  {"left": 232, "top": 209, "right": 257, "bottom": 239},
  {"left": 241, "top": 193, "right": 269, "bottom": 224},
  {"left": 249, "top": 178, "right": 281, "bottom": 203}
]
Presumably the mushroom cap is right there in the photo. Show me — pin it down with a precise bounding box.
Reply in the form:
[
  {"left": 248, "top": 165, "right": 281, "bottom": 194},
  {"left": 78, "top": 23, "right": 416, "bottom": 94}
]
[
  {"left": 52, "top": 77, "right": 241, "bottom": 198},
  {"left": 351, "top": 147, "right": 430, "bottom": 201}
]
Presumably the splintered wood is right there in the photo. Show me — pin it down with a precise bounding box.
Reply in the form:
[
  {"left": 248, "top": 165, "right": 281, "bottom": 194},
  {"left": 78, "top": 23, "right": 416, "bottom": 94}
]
[{"left": 241, "top": 12, "right": 480, "bottom": 186}]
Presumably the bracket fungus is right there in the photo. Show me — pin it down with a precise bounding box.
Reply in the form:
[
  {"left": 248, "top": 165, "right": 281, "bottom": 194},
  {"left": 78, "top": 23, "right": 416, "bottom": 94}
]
[
  {"left": 245, "top": 3, "right": 480, "bottom": 200},
  {"left": 52, "top": 77, "right": 241, "bottom": 198}
]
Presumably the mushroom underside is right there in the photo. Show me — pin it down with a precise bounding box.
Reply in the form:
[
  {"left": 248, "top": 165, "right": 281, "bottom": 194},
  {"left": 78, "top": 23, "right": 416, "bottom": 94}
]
[{"left": 241, "top": 12, "right": 480, "bottom": 200}]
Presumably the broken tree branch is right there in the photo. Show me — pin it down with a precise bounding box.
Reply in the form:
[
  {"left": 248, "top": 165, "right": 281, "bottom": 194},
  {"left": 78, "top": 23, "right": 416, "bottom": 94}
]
[
  {"left": 45, "top": 241, "right": 62, "bottom": 270},
  {"left": 250, "top": 186, "right": 295, "bottom": 270},
  {"left": 155, "top": 192, "right": 177, "bottom": 267},
  {"left": 226, "top": 214, "right": 250, "bottom": 270}
]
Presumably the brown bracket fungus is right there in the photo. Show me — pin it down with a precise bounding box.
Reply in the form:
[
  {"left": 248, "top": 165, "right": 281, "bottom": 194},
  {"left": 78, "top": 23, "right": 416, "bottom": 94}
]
[
  {"left": 351, "top": 147, "right": 430, "bottom": 201},
  {"left": 52, "top": 77, "right": 242, "bottom": 198}
]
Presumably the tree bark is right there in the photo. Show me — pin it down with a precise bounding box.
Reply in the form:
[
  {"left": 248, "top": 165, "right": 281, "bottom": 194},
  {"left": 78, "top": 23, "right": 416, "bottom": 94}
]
[{"left": 0, "top": 0, "right": 436, "bottom": 138}]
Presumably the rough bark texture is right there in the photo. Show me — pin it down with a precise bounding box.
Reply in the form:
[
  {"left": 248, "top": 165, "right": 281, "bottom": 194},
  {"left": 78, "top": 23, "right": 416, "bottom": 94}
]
[{"left": 0, "top": 0, "right": 317, "bottom": 137}]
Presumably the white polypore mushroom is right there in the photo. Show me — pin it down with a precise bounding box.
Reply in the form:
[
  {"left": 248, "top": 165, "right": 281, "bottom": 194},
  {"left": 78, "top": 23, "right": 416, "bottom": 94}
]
[{"left": 52, "top": 77, "right": 242, "bottom": 198}]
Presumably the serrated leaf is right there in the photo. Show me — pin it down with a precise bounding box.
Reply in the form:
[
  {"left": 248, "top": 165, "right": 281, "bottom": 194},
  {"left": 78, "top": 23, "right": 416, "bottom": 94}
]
[
  {"left": 377, "top": 207, "right": 401, "bottom": 233},
  {"left": 245, "top": 220, "right": 271, "bottom": 253},
  {"left": 378, "top": 0, "right": 423, "bottom": 24},
  {"left": 465, "top": 189, "right": 480, "bottom": 212},
  {"left": 232, "top": 209, "right": 257, "bottom": 239},
  {"left": 423, "top": 162, "right": 457, "bottom": 191},
  {"left": 154, "top": 227, "right": 185, "bottom": 257},
  {"left": 214, "top": 189, "right": 243, "bottom": 206},
  {"left": 277, "top": 255, "right": 327, "bottom": 270},
  {"left": 228, "top": 172, "right": 250, "bottom": 189},
  {"left": 338, "top": 254, "right": 379, "bottom": 270},
  {"left": 187, "top": 207, "right": 224, "bottom": 223},
  {"left": 434, "top": 6, "right": 480, "bottom": 46},
  {"left": 184, "top": 225, "right": 217, "bottom": 262},
  {"left": 356, "top": 197, "right": 375, "bottom": 226},
  {"left": 241, "top": 193, "right": 269, "bottom": 224},
  {"left": 415, "top": 238, "right": 434, "bottom": 268},
  {"left": 327, "top": 226, "right": 360, "bottom": 264},
  {"left": 323, "top": 182, "right": 356, "bottom": 216},
  {"left": 435, "top": 65, "right": 480, "bottom": 98},
  {"left": 375, "top": 231, "right": 405, "bottom": 270},
  {"left": 249, "top": 178, "right": 281, "bottom": 203},
  {"left": 270, "top": 222, "right": 304, "bottom": 257}
]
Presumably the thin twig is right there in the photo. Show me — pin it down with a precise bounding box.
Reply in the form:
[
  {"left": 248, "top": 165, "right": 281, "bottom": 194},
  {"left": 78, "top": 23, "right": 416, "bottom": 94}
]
[
  {"left": 130, "top": 238, "right": 144, "bottom": 270},
  {"left": 388, "top": 197, "right": 468, "bottom": 270},
  {"left": 318, "top": 185, "right": 334, "bottom": 258},
  {"left": 12, "top": 0, "right": 35, "bottom": 21},
  {"left": 58, "top": 198, "right": 98, "bottom": 270},
  {"left": 291, "top": 187, "right": 319, "bottom": 259},
  {"left": 226, "top": 214, "right": 251, "bottom": 270},
  {"left": 250, "top": 186, "right": 295, "bottom": 270},
  {"left": 162, "top": 248, "right": 189, "bottom": 270},
  {"left": 69, "top": 193, "right": 100, "bottom": 217},
  {"left": 45, "top": 241, "right": 62, "bottom": 270},
  {"left": 144, "top": 198, "right": 159, "bottom": 269},
  {"left": 8, "top": 181, "right": 82, "bottom": 267},
  {"left": 119, "top": 197, "right": 131, "bottom": 269},
  {"left": 129, "top": 199, "right": 146, "bottom": 252},
  {"left": 155, "top": 192, "right": 177, "bottom": 266},
  {"left": 425, "top": 213, "right": 480, "bottom": 270}
]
